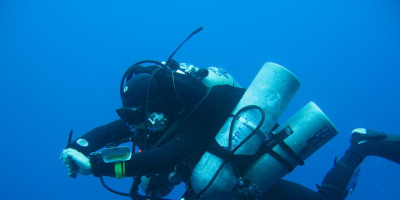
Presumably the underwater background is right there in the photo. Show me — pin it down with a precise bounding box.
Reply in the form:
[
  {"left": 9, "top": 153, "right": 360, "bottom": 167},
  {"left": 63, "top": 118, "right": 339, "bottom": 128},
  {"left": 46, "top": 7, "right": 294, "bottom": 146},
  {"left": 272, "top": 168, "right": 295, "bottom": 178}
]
[{"left": 1, "top": 0, "right": 399, "bottom": 199}]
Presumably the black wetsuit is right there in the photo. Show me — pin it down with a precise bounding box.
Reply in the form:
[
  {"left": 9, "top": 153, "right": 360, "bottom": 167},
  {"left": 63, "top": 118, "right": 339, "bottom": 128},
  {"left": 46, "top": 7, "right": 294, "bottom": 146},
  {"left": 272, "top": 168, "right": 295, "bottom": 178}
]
[
  {"left": 69, "top": 85, "right": 246, "bottom": 177},
  {"left": 68, "top": 82, "right": 363, "bottom": 200}
]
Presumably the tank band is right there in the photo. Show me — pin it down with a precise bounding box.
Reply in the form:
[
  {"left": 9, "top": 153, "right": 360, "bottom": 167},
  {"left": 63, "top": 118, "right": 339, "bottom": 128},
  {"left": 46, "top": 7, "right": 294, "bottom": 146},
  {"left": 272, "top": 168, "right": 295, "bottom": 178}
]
[
  {"left": 279, "top": 141, "right": 305, "bottom": 166},
  {"left": 267, "top": 149, "right": 294, "bottom": 172}
]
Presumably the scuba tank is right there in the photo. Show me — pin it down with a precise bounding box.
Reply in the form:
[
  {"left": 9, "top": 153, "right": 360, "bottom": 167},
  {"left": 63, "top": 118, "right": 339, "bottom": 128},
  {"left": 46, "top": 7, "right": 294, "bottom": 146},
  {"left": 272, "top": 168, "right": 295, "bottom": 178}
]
[
  {"left": 190, "top": 62, "right": 301, "bottom": 199},
  {"left": 178, "top": 63, "right": 240, "bottom": 88},
  {"left": 189, "top": 62, "right": 338, "bottom": 200},
  {"left": 238, "top": 101, "right": 338, "bottom": 198}
]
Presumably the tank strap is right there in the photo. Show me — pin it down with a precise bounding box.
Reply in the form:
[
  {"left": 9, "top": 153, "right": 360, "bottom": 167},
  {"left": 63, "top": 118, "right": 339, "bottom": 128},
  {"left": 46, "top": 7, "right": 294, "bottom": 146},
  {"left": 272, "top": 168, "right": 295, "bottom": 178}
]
[
  {"left": 265, "top": 126, "right": 305, "bottom": 166},
  {"left": 207, "top": 139, "right": 259, "bottom": 164},
  {"left": 264, "top": 126, "right": 293, "bottom": 148},
  {"left": 253, "top": 125, "right": 305, "bottom": 172},
  {"left": 279, "top": 141, "right": 305, "bottom": 166},
  {"left": 267, "top": 148, "right": 295, "bottom": 172},
  {"left": 254, "top": 126, "right": 292, "bottom": 156},
  {"left": 207, "top": 125, "right": 305, "bottom": 172}
]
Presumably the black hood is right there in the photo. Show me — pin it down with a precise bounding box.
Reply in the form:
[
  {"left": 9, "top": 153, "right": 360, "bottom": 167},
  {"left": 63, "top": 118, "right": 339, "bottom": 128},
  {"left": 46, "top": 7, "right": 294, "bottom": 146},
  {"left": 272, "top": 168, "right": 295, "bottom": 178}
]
[{"left": 120, "top": 73, "right": 152, "bottom": 108}]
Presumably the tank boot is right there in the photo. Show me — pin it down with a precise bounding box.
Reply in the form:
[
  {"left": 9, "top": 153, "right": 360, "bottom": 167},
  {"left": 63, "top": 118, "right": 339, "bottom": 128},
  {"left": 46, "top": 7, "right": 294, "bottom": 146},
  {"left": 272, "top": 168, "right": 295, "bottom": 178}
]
[{"left": 350, "top": 128, "right": 400, "bottom": 164}]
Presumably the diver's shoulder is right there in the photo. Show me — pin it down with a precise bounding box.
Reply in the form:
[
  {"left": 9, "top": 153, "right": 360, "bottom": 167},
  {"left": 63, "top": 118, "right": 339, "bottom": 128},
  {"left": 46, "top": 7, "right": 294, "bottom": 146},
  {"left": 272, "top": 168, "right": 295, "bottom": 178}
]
[{"left": 210, "top": 85, "right": 246, "bottom": 94}]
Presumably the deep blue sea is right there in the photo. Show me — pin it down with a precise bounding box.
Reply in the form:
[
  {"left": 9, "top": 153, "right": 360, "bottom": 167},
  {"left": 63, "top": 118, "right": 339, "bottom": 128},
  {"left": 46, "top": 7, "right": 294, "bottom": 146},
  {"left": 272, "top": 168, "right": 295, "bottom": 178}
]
[{"left": 1, "top": 0, "right": 399, "bottom": 199}]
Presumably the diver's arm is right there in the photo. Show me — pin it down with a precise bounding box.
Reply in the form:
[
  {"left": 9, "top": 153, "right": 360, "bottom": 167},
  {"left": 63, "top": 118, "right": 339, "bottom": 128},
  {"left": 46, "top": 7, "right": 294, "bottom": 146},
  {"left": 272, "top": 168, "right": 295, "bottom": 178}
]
[
  {"left": 90, "top": 121, "right": 213, "bottom": 177},
  {"left": 90, "top": 85, "right": 246, "bottom": 177},
  {"left": 67, "top": 119, "right": 132, "bottom": 156}
]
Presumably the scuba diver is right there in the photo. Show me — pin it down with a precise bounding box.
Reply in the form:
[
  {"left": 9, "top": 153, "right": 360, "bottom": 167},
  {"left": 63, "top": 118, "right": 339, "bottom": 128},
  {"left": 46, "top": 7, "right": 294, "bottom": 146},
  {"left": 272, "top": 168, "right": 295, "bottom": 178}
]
[{"left": 60, "top": 28, "right": 400, "bottom": 200}]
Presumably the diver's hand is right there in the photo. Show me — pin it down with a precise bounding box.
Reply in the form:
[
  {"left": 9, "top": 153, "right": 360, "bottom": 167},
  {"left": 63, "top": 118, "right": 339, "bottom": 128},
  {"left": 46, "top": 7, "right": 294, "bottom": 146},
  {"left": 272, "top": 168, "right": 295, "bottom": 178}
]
[{"left": 60, "top": 148, "right": 91, "bottom": 177}]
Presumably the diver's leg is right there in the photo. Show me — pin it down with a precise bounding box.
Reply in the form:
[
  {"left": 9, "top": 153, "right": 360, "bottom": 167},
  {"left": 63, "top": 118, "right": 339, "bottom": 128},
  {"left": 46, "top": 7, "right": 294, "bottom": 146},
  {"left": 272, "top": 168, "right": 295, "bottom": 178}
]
[
  {"left": 350, "top": 128, "right": 400, "bottom": 164},
  {"left": 318, "top": 143, "right": 364, "bottom": 199},
  {"left": 258, "top": 161, "right": 356, "bottom": 200},
  {"left": 259, "top": 180, "right": 326, "bottom": 200},
  {"left": 319, "top": 128, "right": 400, "bottom": 199},
  {"left": 261, "top": 129, "right": 400, "bottom": 200}
]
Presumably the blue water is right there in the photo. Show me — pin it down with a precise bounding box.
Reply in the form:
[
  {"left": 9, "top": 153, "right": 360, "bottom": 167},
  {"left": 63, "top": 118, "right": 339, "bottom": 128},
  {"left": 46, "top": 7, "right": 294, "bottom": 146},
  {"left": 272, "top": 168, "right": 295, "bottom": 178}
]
[{"left": 1, "top": 0, "right": 399, "bottom": 199}]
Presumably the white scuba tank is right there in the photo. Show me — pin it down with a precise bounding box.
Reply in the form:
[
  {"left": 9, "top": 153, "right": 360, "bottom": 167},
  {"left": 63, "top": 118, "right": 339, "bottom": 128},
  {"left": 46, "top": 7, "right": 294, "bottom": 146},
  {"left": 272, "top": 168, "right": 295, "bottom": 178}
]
[
  {"left": 240, "top": 101, "right": 338, "bottom": 197},
  {"left": 178, "top": 63, "right": 240, "bottom": 88},
  {"left": 190, "top": 62, "right": 301, "bottom": 200},
  {"left": 201, "top": 66, "right": 240, "bottom": 88}
]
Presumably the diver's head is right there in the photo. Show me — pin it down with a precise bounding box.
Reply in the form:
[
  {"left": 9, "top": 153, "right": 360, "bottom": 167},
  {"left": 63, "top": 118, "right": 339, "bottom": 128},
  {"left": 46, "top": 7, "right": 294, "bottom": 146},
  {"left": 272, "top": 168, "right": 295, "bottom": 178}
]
[
  {"left": 116, "top": 73, "right": 169, "bottom": 132},
  {"left": 116, "top": 73, "right": 150, "bottom": 125}
]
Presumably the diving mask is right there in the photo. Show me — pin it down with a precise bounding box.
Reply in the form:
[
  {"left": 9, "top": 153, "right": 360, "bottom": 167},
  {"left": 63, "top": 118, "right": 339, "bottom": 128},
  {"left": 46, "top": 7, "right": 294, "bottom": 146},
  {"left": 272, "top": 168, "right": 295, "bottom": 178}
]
[{"left": 116, "top": 106, "right": 144, "bottom": 125}]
